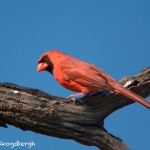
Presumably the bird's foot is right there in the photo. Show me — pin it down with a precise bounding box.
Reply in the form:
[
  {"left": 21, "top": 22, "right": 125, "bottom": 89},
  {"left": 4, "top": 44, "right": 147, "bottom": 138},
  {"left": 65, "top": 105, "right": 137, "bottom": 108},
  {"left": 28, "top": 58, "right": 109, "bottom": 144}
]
[
  {"left": 67, "top": 93, "right": 84, "bottom": 102},
  {"left": 67, "top": 93, "right": 86, "bottom": 105},
  {"left": 67, "top": 95, "right": 76, "bottom": 102}
]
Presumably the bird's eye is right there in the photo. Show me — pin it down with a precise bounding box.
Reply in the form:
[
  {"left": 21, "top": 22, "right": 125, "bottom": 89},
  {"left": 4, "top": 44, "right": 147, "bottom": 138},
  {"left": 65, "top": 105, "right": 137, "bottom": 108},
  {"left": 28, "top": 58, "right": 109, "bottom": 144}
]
[
  {"left": 43, "top": 56, "right": 47, "bottom": 59},
  {"left": 42, "top": 56, "right": 48, "bottom": 62},
  {"left": 39, "top": 56, "right": 47, "bottom": 63}
]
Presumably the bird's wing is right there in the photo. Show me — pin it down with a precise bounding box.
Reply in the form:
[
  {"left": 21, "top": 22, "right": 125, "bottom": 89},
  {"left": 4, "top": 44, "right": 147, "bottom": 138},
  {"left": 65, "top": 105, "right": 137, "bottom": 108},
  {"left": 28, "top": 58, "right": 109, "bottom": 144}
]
[{"left": 61, "top": 60, "right": 112, "bottom": 89}]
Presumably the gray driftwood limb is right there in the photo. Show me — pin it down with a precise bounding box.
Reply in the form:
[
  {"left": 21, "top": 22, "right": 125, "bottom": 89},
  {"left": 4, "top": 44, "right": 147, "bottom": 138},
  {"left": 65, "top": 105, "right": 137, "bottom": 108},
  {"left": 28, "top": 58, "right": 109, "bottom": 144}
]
[{"left": 0, "top": 67, "right": 150, "bottom": 150}]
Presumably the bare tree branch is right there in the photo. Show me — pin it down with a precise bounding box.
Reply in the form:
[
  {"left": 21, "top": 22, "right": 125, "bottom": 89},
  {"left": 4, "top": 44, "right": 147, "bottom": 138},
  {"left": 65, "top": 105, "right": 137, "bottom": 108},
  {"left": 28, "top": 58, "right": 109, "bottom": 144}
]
[{"left": 0, "top": 67, "right": 150, "bottom": 150}]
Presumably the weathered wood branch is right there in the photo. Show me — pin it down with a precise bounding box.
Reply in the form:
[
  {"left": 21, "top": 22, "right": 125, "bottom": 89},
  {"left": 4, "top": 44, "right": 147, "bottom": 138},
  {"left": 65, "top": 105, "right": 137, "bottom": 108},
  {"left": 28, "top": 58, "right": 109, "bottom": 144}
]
[{"left": 0, "top": 67, "right": 150, "bottom": 150}]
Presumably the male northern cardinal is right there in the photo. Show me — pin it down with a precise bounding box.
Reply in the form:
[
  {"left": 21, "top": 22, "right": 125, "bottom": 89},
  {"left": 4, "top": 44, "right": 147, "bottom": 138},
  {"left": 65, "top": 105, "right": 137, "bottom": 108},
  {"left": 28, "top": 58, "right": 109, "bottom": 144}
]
[{"left": 37, "top": 50, "right": 150, "bottom": 109}]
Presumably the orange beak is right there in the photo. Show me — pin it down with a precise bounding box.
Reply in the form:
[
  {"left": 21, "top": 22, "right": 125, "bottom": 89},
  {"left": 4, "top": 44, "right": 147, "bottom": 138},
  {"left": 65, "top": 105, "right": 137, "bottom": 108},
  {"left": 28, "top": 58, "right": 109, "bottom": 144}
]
[{"left": 37, "top": 62, "right": 48, "bottom": 72}]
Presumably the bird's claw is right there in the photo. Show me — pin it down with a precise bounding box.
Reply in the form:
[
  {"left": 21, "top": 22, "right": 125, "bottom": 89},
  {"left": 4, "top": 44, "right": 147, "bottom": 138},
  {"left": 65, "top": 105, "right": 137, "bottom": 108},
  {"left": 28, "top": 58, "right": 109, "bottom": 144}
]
[{"left": 67, "top": 95, "right": 76, "bottom": 102}]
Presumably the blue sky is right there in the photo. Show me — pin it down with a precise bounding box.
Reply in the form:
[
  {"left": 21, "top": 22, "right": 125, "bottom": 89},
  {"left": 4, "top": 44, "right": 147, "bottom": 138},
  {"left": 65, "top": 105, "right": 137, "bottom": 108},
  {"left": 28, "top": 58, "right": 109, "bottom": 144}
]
[{"left": 0, "top": 0, "right": 150, "bottom": 150}]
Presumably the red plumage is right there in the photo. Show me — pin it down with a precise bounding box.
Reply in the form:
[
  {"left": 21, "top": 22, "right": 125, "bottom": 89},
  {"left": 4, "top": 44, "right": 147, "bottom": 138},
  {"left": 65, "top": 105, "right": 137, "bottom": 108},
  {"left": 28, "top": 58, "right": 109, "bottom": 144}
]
[{"left": 37, "top": 50, "right": 150, "bottom": 109}]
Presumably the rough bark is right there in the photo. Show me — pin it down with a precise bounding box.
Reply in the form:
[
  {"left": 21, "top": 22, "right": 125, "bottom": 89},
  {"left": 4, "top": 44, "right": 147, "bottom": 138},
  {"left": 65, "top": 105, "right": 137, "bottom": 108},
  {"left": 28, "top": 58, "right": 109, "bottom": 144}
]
[{"left": 0, "top": 67, "right": 150, "bottom": 150}]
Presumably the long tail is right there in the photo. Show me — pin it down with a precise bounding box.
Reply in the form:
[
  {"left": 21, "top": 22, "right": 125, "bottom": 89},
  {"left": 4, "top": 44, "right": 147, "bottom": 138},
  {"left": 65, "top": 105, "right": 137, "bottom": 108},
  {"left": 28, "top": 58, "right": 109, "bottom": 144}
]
[{"left": 113, "top": 85, "right": 150, "bottom": 109}]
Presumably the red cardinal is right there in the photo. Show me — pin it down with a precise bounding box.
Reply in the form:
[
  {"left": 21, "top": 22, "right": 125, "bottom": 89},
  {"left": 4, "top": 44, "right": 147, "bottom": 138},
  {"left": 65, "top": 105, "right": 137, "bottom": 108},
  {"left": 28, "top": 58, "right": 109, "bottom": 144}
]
[{"left": 37, "top": 50, "right": 150, "bottom": 109}]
